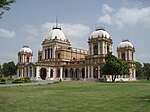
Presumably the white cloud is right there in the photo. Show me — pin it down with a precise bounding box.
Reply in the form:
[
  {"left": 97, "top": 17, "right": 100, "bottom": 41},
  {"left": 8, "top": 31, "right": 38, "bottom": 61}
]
[
  {"left": 22, "top": 24, "right": 42, "bottom": 44},
  {"left": 98, "top": 14, "right": 112, "bottom": 25},
  {"left": 98, "top": 4, "right": 150, "bottom": 28},
  {"left": 136, "top": 53, "right": 150, "bottom": 63},
  {"left": 23, "top": 24, "right": 39, "bottom": 37},
  {"left": 42, "top": 22, "right": 90, "bottom": 49},
  {"left": 0, "top": 28, "right": 16, "bottom": 38},
  {"left": 102, "top": 4, "right": 114, "bottom": 13}
]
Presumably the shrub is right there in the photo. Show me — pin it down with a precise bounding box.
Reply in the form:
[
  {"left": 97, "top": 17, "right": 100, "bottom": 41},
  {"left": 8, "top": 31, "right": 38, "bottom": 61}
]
[
  {"left": 1, "top": 79, "right": 5, "bottom": 82},
  {"left": 12, "top": 77, "right": 31, "bottom": 84},
  {"left": 0, "top": 82, "right": 6, "bottom": 84}
]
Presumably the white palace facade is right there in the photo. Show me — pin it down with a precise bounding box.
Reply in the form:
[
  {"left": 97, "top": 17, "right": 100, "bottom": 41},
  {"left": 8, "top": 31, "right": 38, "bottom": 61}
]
[{"left": 17, "top": 24, "right": 136, "bottom": 82}]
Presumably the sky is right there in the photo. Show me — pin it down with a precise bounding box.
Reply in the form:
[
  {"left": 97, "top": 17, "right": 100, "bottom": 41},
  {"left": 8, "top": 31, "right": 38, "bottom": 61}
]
[{"left": 0, "top": 0, "right": 150, "bottom": 64}]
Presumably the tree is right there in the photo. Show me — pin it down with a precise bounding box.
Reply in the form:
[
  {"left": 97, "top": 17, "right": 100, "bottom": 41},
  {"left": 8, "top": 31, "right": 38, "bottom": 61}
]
[
  {"left": 135, "top": 62, "right": 143, "bottom": 79},
  {"left": 0, "top": 64, "right": 2, "bottom": 78},
  {"left": 101, "top": 53, "right": 129, "bottom": 82},
  {"left": 0, "top": 0, "right": 16, "bottom": 18},
  {"left": 1, "top": 61, "right": 16, "bottom": 78},
  {"left": 143, "top": 63, "right": 150, "bottom": 80}
]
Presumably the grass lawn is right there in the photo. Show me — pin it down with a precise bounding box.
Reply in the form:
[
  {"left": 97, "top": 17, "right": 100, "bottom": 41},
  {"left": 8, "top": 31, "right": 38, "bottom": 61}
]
[{"left": 0, "top": 81, "right": 150, "bottom": 112}]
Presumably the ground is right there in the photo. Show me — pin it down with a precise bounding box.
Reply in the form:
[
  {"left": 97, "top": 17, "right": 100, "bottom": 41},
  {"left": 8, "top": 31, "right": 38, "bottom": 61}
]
[{"left": 0, "top": 81, "right": 150, "bottom": 112}]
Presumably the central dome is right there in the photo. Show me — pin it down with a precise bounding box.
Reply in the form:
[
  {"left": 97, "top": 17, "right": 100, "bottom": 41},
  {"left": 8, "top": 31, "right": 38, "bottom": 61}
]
[
  {"left": 47, "top": 27, "right": 66, "bottom": 40},
  {"left": 90, "top": 28, "right": 111, "bottom": 39}
]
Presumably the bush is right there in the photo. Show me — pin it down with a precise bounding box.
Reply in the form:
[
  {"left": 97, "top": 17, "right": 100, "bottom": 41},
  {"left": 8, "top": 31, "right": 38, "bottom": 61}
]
[
  {"left": 0, "top": 82, "right": 6, "bottom": 84},
  {"left": 12, "top": 77, "right": 31, "bottom": 84},
  {"left": 1, "top": 79, "right": 5, "bottom": 82}
]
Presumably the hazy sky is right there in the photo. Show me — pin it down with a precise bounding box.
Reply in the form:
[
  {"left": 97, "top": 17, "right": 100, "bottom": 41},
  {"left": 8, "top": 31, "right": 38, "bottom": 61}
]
[{"left": 0, "top": 0, "right": 150, "bottom": 64}]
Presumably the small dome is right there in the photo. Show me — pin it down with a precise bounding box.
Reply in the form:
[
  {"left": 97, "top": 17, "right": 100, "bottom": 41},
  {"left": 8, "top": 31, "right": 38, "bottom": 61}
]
[
  {"left": 19, "top": 46, "right": 32, "bottom": 53},
  {"left": 47, "top": 27, "right": 66, "bottom": 40},
  {"left": 118, "top": 40, "right": 134, "bottom": 48},
  {"left": 90, "top": 28, "right": 111, "bottom": 39}
]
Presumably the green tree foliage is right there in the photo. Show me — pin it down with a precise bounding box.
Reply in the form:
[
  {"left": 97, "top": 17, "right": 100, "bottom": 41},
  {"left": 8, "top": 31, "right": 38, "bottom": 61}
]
[
  {"left": 0, "top": 64, "right": 2, "bottom": 78},
  {"left": 1, "top": 61, "right": 16, "bottom": 78},
  {"left": 143, "top": 63, "right": 150, "bottom": 80},
  {"left": 101, "top": 53, "right": 129, "bottom": 82},
  {"left": 135, "top": 62, "right": 143, "bottom": 79},
  {"left": 0, "top": 0, "right": 16, "bottom": 18}
]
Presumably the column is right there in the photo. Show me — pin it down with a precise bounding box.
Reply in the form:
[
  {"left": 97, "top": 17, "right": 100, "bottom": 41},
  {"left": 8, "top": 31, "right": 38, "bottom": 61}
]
[
  {"left": 21, "top": 69, "right": 24, "bottom": 77},
  {"left": 36, "top": 66, "right": 40, "bottom": 80},
  {"left": 91, "top": 44, "right": 93, "bottom": 55},
  {"left": 53, "top": 68, "right": 56, "bottom": 79},
  {"left": 49, "top": 48, "right": 51, "bottom": 59},
  {"left": 102, "top": 41, "right": 104, "bottom": 54},
  {"left": 32, "top": 67, "right": 34, "bottom": 78},
  {"left": 125, "top": 51, "right": 127, "bottom": 60},
  {"left": 98, "top": 65, "right": 100, "bottom": 78},
  {"left": 88, "top": 66, "right": 90, "bottom": 78},
  {"left": 98, "top": 42, "right": 100, "bottom": 54},
  {"left": 53, "top": 46, "right": 56, "bottom": 58},
  {"left": 91, "top": 66, "right": 93, "bottom": 78},
  {"left": 84, "top": 66, "right": 86, "bottom": 79},
  {"left": 88, "top": 44, "right": 90, "bottom": 55},
  {"left": 47, "top": 67, "right": 50, "bottom": 80},
  {"left": 60, "top": 67, "right": 63, "bottom": 79}
]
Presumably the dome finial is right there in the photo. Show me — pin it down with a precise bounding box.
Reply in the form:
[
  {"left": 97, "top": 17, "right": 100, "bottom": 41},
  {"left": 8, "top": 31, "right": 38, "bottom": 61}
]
[
  {"left": 52, "top": 16, "right": 61, "bottom": 30},
  {"left": 56, "top": 15, "right": 58, "bottom": 28}
]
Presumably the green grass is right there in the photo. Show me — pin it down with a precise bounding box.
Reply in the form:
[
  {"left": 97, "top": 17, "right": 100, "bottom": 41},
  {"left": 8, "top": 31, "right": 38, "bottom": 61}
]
[{"left": 0, "top": 81, "right": 150, "bottom": 112}]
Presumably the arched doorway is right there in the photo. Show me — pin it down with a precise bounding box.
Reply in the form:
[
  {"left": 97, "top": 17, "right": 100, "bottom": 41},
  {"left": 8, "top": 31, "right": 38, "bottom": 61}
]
[
  {"left": 70, "top": 69, "right": 74, "bottom": 79},
  {"left": 93, "top": 67, "right": 98, "bottom": 78},
  {"left": 75, "top": 68, "right": 79, "bottom": 79},
  {"left": 40, "top": 68, "right": 47, "bottom": 80},
  {"left": 65, "top": 69, "right": 68, "bottom": 78},
  {"left": 81, "top": 68, "right": 85, "bottom": 78},
  {"left": 50, "top": 69, "right": 53, "bottom": 78}
]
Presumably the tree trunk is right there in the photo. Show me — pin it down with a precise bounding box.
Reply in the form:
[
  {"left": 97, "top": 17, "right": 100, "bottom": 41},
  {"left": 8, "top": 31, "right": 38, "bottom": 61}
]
[
  {"left": 147, "top": 76, "right": 149, "bottom": 80},
  {"left": 112, "top": 75, "right": 116, "bottom": 82}
]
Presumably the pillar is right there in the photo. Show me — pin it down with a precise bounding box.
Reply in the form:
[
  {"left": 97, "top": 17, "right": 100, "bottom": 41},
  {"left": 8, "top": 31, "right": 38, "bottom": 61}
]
[
  {"left": 91, "top": 44, "right": 93, "bottom": 55},
  {"left": 53, "top": 68, "right": 56, "bottom": 79},
  {"left": 91, "top": 66, "right": 93, "bottom": 78},
  {"left": 48, "top": 67, "right": 50, "bottom": 78},
  {"left": 60, "top": 67, "right": 63, "bottom": 79},
  {"left": 36, "top": 66, "right": 40, "bottom": 79},
  {"left": 88, "top": 66, "right": 90, "bottom": 78},
  {"left": 98, "top": 42, "right": 100, "bottom": 54},
  {"left": 84, "top": 66, "right": 86, "bottom": 79},
  {"left": 98, "top": 65, "right": 100, "bottom": 78}
]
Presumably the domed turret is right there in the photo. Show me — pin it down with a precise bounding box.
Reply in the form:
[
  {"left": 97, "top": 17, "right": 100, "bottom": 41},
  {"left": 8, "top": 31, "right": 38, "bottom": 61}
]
[
  {"left": 19, "top": 46, "right": 32, "bottom": 53},
  {"left": 90, "top": 28, "right": 111, "bottom": 39},
  {"left": 118, "top": 40, "right": 134, "bottom": 48},
  {"left": 18, "top": 46, "right": 33, "bottom": 63},
  {"left": 47, "top": 27, "right": 66, "bottom": 40}
]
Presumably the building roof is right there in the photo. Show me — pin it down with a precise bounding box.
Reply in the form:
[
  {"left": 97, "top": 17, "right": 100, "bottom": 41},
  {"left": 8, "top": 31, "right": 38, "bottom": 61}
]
[
  {"left": 47, "top": 27, "right": 66, "bottom": 40},
  {"left": 90, "top": 28, "right": 111, "bottom": 39},
  {"left": 118, "top": 40, "right": 134, "bottom": 48},
  {"left": 19, "top": 46, "right": 32, "bottom": 53}
]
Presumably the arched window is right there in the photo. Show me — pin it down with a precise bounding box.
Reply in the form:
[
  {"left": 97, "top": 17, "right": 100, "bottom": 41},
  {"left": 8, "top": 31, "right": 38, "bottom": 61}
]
[
  {"left": 50, "top": 48, "right": 53, "bottom": 58},
  {"left": 94, "top": 45, "right": 98, "bottom": 55},
  {"left": 45, "top": 49, "right": 47, "bottom": 59},
  {"left": 20, "top": 56, "right": 22, "bottom": 62},
  {"left": 122, "top": 53, "right": 125, "bottom": 60},
  {"left": 27, "top": 57, "right": 29, "bottom": 63},
  {"left": 58, "top": 53, "right": 60, "bottom": 59},
  {"left": 132, "top": 52, "right": 134, "bottom": 60},
  {"left": 107, "top": 45, "right": 110, "bottom": 54},
  {"left": 48, "top": 48, "right": 50, "bottom": 59}
]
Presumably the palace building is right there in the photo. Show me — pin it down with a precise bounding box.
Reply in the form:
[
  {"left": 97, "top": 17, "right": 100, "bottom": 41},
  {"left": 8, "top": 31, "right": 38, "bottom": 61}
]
[{"left": 17, "top": 23, "right": 136, "bottom": 81}]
